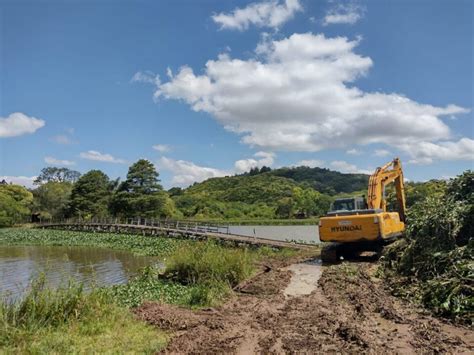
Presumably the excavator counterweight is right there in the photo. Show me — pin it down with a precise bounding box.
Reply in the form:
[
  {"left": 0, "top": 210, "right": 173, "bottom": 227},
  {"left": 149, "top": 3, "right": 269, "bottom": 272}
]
[{"left": 319, "top": 158, "right": 406, "bottom": 263}]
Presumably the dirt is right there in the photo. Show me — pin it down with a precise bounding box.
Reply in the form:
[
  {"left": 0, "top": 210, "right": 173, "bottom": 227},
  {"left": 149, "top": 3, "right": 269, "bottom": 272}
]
[{"left": 134, "top": 261, "right": 474, "bottom": 354}]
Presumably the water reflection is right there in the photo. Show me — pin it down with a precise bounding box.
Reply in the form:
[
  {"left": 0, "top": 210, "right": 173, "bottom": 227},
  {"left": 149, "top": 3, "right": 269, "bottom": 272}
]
[{"left": 0, "top": 246, "right": 158, "bottom": 301}]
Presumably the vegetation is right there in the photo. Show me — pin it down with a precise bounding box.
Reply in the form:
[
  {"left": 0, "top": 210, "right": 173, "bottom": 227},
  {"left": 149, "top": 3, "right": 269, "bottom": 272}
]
[
  {"left": 0, "top": 277, "right": 166, "bottom": 353},
  {"left": 0, "top": 184, "right": 33, "bottom": 227},
  {"left": 32, "top": 182, "right": 72, "bottom": 220},
  {"left": 269, "top": 166, "right": 368, "bottom": 194},
  {"left": 110, "top": 159, "right": 179, "bottom": 219},
  {"left": 382, "top": 171, "right": 473, "bottom": 325},
  {"left": 69, "top": 170, "right": 116, "bottom": 218},
  {"left": 0, "top": 228, "right": 292, "bottom": 309},
  {"left": 174, "top": 173, "right": 334, "bottom": 219},
  {"left": 0, "top": 228, "right": 185, "bottom": 256}
]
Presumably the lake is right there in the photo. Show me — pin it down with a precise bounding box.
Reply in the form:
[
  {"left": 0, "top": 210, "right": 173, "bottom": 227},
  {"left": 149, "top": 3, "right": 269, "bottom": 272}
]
[
  {"left": 225, "top": 225, "right": 320, "bottom": 244},
  {"left": 0, "top": 245, "right": 158, "bottom": 301}
]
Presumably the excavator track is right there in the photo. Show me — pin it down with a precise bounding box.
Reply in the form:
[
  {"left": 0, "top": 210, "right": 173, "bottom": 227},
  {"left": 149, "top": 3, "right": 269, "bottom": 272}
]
[{"left": 321, "top": 241, "right": 384, "bottom": 264}]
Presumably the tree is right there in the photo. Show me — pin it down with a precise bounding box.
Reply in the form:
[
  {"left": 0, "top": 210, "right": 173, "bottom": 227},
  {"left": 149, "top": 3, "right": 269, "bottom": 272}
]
[
  {"left": 32, "top": 182, "right": 73, "bottom": 220},
  {"left": 111, "top": 159, "right": 175, "bottom": 218},
  {"left": 34, "top": 167, "right": 81, "bottom": 185},
  {"left": 0, "top": 184, "right": 33, "bottom": 226},
  {"left": 69, "top": 170, "right": 113, "bottom": 218}
]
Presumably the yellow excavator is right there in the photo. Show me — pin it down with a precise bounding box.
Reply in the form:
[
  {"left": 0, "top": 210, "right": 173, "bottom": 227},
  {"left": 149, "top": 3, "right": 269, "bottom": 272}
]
[{"left": 319, "top": 158, "right": 406, "bottom": 263}]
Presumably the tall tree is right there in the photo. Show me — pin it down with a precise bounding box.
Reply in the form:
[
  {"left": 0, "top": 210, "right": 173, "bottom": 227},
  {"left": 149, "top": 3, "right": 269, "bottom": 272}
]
[
  {"left": 34, "top": 167, "right": 81, "bottom": 185},
  {"left": 111, "top": 159, "right": 175, "bottom": 218},
  {"left": 32, "top": 182, "right": 73, "bottom": 220},
  {"left": 69, "top": 170, "right": 113, "bottom": 218}
]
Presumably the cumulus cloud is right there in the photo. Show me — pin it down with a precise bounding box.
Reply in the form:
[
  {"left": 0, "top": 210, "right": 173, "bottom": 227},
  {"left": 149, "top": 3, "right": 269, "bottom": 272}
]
[
  {"left": 0, "top": 112, "right": 45, "bottom": 138},
  {"left": 44, "top": 156, "right": 75, "bottom": 166},
  {"left": 131, "top": 71, "right": 161, "bottom": 85},
  {"left": 373, "top": 149, "right": 391, "bottom": 157},
  {"left": 158, "top": 157, "right": 229, "bottom": 186},
  {"left": 154, "top": 32, "right": 469, "bottom": 163},
  {"left": 212, "top": 0, "right": 302, "bottom": 31},
  {"left": 402, "top": 138, "right": 474, "bottom": 165},
  {"left": 234, "top": 151, "right": 275, "bottom": 173},
  {"left": 79, "top": 150, "right": 126, "bottom": 164},
  {"left": 323, "top": 1, "right": 365, "bottom": 26},
  {"left": 329, "top": 160, "right": 371, "bottom": 174},
  {"left": 0, "top": 176, "right": 36, "bottom": 189},
  {"left": 152, "top": 144, "right": 171, "bottom": 153},
  {"left": 295, "top": 159, "right": 325, "bottom": 168}
]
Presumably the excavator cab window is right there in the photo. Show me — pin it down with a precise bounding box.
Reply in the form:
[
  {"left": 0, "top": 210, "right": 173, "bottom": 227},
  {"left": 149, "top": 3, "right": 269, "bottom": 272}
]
[
  {"left": 331, "top": 198, "right": 356, "bottom": 211},
  {"left": 331, "top": 197, "right": 367, "bottom": 212}
]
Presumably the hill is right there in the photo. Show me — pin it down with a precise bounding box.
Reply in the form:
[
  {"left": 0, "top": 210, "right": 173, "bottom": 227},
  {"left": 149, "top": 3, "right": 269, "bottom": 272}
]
[
  {"left": 268, "top": 166, "right": 369, "bottom": 195},
  {"left": 170, "top": 167, "right": 370, "bottom": 220}
]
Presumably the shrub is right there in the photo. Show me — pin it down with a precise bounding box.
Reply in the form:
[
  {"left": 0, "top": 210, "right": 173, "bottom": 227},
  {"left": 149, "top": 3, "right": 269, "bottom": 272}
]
[{"left": 382, "top": 171, "right": 473, "bottom": 324}]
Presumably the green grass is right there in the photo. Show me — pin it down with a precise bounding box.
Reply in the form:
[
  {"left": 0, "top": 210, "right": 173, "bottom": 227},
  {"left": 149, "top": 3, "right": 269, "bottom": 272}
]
[{"left": 1, "top": 276, "right": 166, "bottom": 354}]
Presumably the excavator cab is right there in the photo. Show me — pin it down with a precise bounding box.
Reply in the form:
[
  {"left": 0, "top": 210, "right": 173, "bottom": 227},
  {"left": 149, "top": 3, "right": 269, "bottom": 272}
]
[{"left": 329, "top": 197, "right": 367, "bottom": 213}]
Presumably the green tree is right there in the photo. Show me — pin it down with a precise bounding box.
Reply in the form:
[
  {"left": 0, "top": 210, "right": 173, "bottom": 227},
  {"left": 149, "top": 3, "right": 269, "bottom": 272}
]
[
  {"left": 0, "top": 184, "right": 33, "bottom": 226},
  {"left": 69, "top": 170, "right": 113, "bottom": 218},
  {"left": 34, "top": 167, "right": 81, "bottom": 185},
  {"left": 111, "top": 159, "right": 176, "bottom": 218},
  {"left": 32, "top": 182, "right": 73, "bottom": 220}
]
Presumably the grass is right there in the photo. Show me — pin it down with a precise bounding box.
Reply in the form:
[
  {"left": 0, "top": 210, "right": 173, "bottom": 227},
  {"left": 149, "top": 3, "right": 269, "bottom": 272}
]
[{"left": 0, "top": 276, "right": 166, "bottom": 353}]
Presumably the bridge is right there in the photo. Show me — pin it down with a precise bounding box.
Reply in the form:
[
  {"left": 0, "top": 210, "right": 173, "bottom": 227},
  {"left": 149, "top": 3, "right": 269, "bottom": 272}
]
[{"left": 37, "top": 218, "right": 315, "bottom": 250}]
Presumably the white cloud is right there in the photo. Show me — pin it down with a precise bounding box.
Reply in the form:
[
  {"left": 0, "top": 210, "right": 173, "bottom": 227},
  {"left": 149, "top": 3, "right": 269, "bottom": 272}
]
[
  {"left": 373, "top": 149, "right": 391, "bottom": 157},
  {"left": 212, "top": 0, "right": 302, "bottom": 31},
  {"left": 295, "top": 159, "right": 325, "bottom": 168},
  {"left": 403, "top": 138, "right": 474, "bottom": 165},
  {"left": 79, "top": 150, "right": 126, "bottom": 164},
  {"left": 152, "top": 144, "right": 171, "bottom": 153},
  {"left": 323, "top": 2, "right": 365, "bottom": 26},
  {"left": 51, "top": 134, "right": 73, "bottom": 145},
  {"left": 329, "top": 160, "right": 371, "bottom": 174},
  {"left": 44, "top": 156, "right": 76, "bottom": 166},
  {"left": 154, "top": 32, "right": 469, "bottom": 164},
  {"left": 0, "top": 176, "right": 36, "bottom": 189},
  {"left": 131, "top": 71, "right": 160, "bottom": 85},
  {"left": 0, "top": 112, "right": 45, "bottom": 138},
  {"left": 234, "top": 151, "right": 275, "bottom": 173},
  {"left": 158, "top": 157, "right": 229, "bottom": 186},
  {"left": 346, "top": 148, "right": 362, "bottom": 155}
]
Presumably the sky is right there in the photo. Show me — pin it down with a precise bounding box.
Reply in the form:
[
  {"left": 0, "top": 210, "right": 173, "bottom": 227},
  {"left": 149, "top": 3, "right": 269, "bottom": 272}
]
[{"left": 1, "top": 0, "right": 473, "bottom": 189}]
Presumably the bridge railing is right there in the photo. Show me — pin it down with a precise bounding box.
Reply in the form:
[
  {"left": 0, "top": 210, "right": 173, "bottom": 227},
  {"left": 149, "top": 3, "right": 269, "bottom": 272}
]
[{"left": 37, "top": 217, "right": 230, "bottom": 235}]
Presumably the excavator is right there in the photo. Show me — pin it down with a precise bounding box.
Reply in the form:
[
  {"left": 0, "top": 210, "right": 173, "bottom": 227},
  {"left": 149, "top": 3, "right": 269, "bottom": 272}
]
[{"left": 319, "top": 158, "right": 406, "bottom": 263}]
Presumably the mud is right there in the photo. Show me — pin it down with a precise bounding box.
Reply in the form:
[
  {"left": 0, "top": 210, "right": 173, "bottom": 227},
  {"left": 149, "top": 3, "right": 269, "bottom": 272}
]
[{"left": 134, "top": 261, "right": 474, "bottom": 354}]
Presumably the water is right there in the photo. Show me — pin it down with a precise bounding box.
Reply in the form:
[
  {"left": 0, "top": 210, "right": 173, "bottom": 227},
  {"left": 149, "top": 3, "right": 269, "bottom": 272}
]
[
  {"left": 0, "top": 245, "right": 158, "bottom": 301},
  {"left": 225, "top": 225, "right": 320, "bottom": 244}
]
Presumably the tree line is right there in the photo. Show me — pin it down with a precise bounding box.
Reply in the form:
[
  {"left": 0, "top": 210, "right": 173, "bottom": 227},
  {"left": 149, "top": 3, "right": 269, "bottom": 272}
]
[{"left": 0, "top": 159, "right": 178, "bottom": 226}]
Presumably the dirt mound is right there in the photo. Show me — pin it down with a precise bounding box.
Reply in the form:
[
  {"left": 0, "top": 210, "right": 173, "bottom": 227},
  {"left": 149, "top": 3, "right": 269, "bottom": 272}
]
[{"left": 135, "top": 262, "right": 474, "bottom": 353}]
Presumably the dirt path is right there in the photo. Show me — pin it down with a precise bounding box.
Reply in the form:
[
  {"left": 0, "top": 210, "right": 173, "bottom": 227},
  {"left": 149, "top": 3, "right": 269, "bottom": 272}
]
[{"left": 135, "top": 261, "right": 473, "bottom": 354}]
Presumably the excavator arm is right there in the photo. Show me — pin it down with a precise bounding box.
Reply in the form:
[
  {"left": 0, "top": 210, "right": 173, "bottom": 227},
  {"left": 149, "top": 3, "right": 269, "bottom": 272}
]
[{"left": 367, "top": 158, "right": 406, "bottom": 222}]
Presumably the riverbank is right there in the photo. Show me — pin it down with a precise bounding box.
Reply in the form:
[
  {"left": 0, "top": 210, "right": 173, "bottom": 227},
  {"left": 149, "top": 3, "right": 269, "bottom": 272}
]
[{"left": 0, "top": 228, "right": 308, "bottom": 352}]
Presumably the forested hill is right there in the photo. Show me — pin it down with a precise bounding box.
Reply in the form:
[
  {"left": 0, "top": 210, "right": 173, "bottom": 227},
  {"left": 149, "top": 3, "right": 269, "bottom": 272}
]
[
  {"left": 268, "top": 166, "right": 369, "bottom": 194},
  {"left": 169, "top": 167, "right": 370, "bottom": 219}
]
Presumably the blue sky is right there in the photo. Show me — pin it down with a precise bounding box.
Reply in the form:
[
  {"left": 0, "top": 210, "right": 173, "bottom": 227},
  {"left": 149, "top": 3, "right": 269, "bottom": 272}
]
[{"left": 1, "top": 0, "right": 473, "bottom": 188}]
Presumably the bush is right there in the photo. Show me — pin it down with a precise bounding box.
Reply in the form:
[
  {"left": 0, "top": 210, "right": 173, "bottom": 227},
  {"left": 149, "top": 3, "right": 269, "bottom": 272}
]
[{"left": 382, "top": 171, "right": 473, "bottom": 324}]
